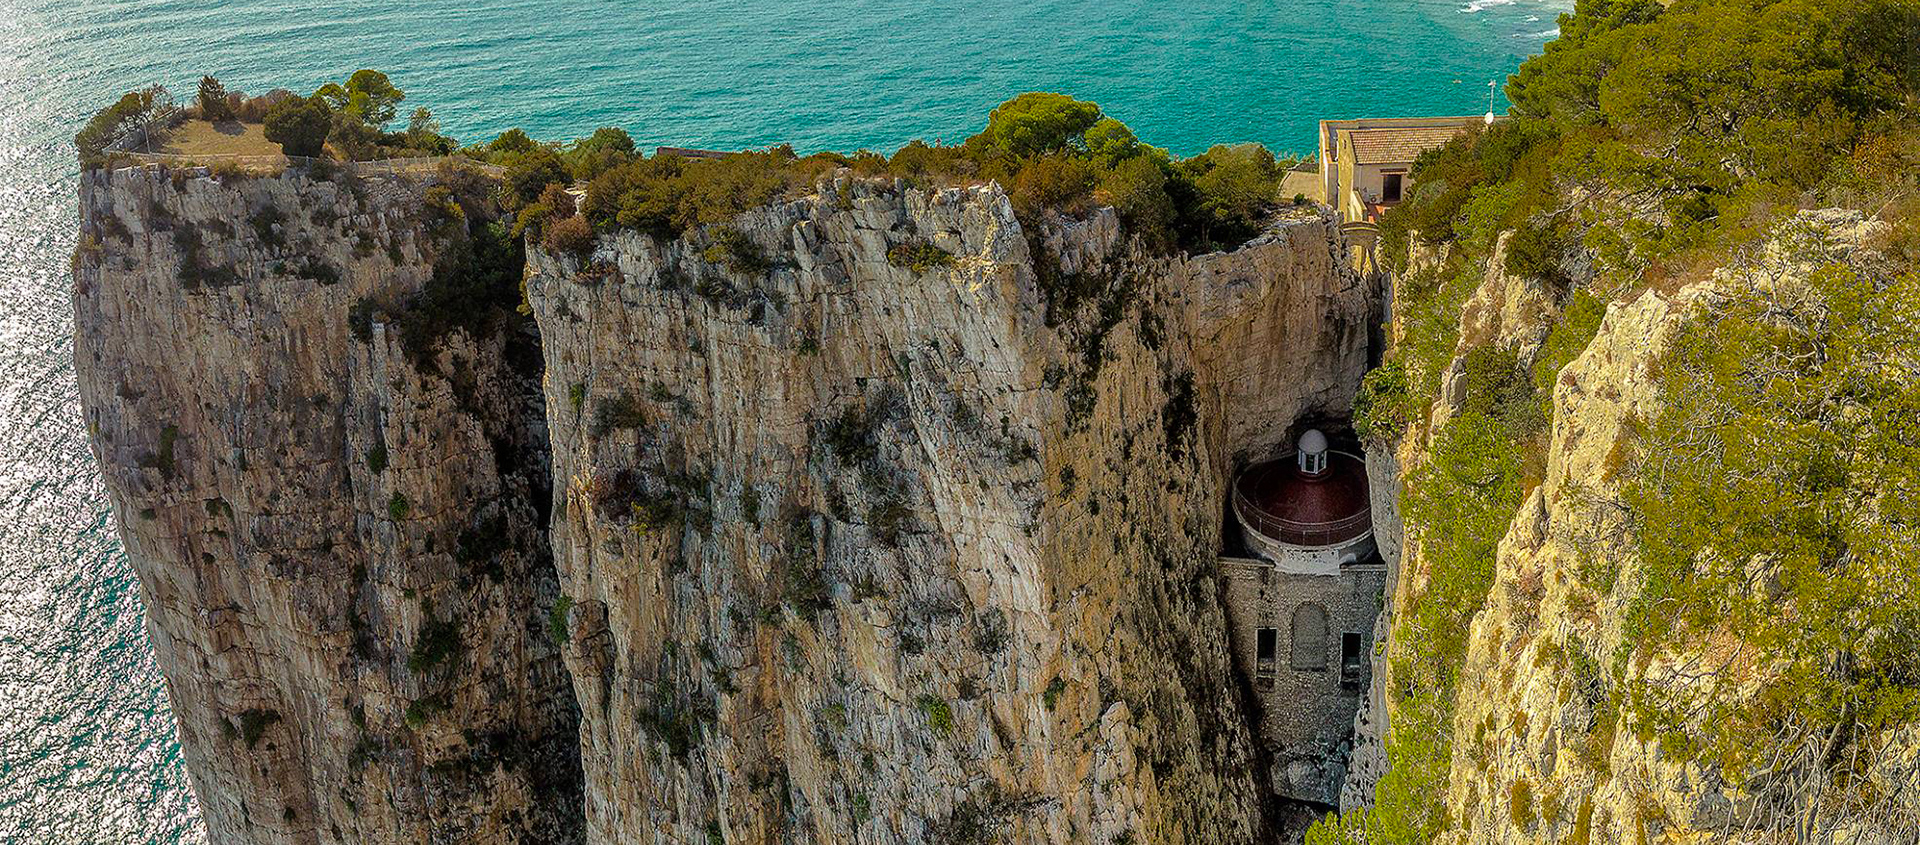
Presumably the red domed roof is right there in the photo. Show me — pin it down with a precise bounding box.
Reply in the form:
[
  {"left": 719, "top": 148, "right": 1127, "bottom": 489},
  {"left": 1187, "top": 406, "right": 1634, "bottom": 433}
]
[{"left": 1234, "top": 451, "right": 1372, "bottom": 546}]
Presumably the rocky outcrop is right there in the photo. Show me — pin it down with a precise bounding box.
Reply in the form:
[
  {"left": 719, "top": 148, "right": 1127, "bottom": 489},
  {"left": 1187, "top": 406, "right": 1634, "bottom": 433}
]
[
  {"left": 1349, "top": 211, "right": 1919, "bottom": 843},
  {"left": 523, "top": 179, "right": 1372, "bottom": 845},
  {"left": 73, "top": 163, "right": 583, "bottom": 845},
  {"left": 74, "top": 160, "right": 1377, "bottom": 845}
]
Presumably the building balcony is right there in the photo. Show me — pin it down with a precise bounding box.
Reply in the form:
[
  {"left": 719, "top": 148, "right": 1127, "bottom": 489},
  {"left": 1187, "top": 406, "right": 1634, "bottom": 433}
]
[{"left": 1231, "top": 445, "right": 1375, "bottom": 573}]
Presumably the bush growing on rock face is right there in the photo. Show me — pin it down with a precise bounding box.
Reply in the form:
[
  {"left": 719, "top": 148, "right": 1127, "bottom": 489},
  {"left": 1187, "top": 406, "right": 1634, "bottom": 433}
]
[
  {"left": 914, "top": 694, "right": 954, "bottom": 736},
  {"left": 1508, "top": 778, "right": 1534, "bottom": 828},
  {"left": 236, "top": 708, "right": 281, "bottom": 750},
  {"left": 886, "top": 241, "right": 955, "bottom": 274},
  {"left": 1352, "top": 361, "right": 1411, "bottom": 442},
  {"left": 703, "top": 227, "right": 769, "bottom": 274},
  {"left": 542, "top": 214, "right": 595, "bottom": 259}
]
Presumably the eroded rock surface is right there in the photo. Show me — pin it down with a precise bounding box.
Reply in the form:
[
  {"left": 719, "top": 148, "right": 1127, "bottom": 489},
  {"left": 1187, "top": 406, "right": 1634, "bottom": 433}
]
[
  {"left": 524, "top": 180, "right": 1372, "bottom": 844},
  {"left": 73, "top": 164, "right": 582, "bottom": 845}
]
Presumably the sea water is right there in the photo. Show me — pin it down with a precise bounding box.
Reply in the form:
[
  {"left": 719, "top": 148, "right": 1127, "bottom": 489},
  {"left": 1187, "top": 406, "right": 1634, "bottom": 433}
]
[{"left": 0, "top": 0, "right": 1567, "bottom": 839}]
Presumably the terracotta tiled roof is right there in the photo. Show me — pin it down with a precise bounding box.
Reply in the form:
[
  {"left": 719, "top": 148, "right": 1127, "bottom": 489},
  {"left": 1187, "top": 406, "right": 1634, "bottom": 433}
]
[{"left": 1348, "top": 125, "right": 1473, "bottom": 165}]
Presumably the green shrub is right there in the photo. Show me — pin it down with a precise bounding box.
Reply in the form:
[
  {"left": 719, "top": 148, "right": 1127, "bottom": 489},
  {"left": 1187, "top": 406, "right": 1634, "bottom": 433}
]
[
  {"left": 394, "top": 217, "right": 526, "bottom": 364},
  {"left": 1459, "top": 345, "right": 1541, "bottom": 437},
  {"left": 1532, "top": 289, "right": 1605, "bottom": 394},
  {"left": 504, "top": 147, "right": 570, "bottom": 206},
  {"left": 971, "top": 609, "right": 1008, "bottom": 655},
  {"left": 387, "top": 492, "right": 410, "bottom": 521},
  {"left": 364, "top": 444, "right": 387, "bottom": 473},
  {"left": 564, "top": 127, "right": 637, "bottom": 180},
  {"left": 1504, "top": 219, "right": 1564, "bottom": 281},
  {"left": 1175, "top": 143, "right": 1282, "bottom": 250},
  {"left": 548, "top": 595, "right": 574, "bottom": 645},
  {"left": 1042, "top": 677, "right": 1067, "bottom": 711},
  {"left": 886, "top": 241, "right": 955, "bottom": 273},
  {"left": 238, "top": 708, "right": 281, "bottom": 749},
  {"left": 263, "top": 96, "right": 333, "bottom": 158},
  {"left": 543, "top": 214, "right": 596, "bottom": 260},
  {"left": 1624, "top": 261, "right": 1920, "bottom": 772},
  {"left": 590, "top": 393, "right": 647, "bottom": 438},
  {"left": 703, "top": 227, "right": 769, "bottom": 274},
  {"left": 407, "top": 606, "right": 461, "bottom": 672},
  {"left": 1008, "top": 153, "right": 1094, "bottom": 218},
  {"left": 867, "top": 494, "right": 912, "bottom": 547},
  {"left": 403, "top": 693, "right": 448, "bottom": 728},
  {"left": 1353, "top": 361, "right": 1412, "bottom": 441},
  {"left": 822, "top": 403, "right": 882, "bottom": 465},
  {"left": 314, "top": 70, "right": 404, "bottom": 129},
  {"left": 1098, "top": 155, "right": 1176, "bottom": 248},
  {"left": 75, "top": 86, "right": 173, "bottom": 166},
  {"left": 140, "top": 424, "right": 180, "bottom": 478},
  {"left": 196, "top": 76, "right": 233, "bottom": 121},
  {"left": 487, "top": 128, "right": 537, "bottom": 156},
  {"left": 915, "top": 694, "right": 954, "bottom": 736},
  {"left": 973, "top": 92, "right": 1102, "bottom": 158}
]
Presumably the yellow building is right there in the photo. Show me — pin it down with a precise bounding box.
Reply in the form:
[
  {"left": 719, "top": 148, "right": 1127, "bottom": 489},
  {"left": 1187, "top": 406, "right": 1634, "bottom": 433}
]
[{"left": 1317, "top": 115, "right": 1495, "bottom": 224}]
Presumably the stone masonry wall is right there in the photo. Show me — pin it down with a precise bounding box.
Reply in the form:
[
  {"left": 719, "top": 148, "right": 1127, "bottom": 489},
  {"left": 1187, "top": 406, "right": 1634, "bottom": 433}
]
[{"left": 1220, "top": 557, "right": 1386, "bottom": 804}]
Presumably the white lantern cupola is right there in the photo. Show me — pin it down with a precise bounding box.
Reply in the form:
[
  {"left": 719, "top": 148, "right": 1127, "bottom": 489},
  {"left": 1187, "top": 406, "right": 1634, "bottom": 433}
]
[{"left": 1297, "top": 429, "right": 1329, "bottom": 476}]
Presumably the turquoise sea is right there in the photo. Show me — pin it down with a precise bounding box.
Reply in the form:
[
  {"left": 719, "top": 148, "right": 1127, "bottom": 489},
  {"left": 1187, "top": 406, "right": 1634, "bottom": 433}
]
[{"left": 0, "top": 0, "right": 1565, "bottom": 840}]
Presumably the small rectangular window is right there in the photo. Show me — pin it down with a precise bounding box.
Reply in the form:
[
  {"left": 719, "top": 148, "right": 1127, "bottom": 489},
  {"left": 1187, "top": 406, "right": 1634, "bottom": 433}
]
[
  {"left": 1341, "top": 633, "right": 1365, "bottom": 690},
  {"left": 1256, "top": 627, "right": 1278, "bottom": 677},
  {"left": 1381, "top": 173, "right": 1405, "bottom": 203}
]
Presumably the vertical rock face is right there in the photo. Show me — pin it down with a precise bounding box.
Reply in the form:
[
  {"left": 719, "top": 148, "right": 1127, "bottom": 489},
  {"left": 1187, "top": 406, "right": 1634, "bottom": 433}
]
[
  {"left": 74, "top": 164, "right": 1374, "bottom": 845},
  {"left": 73, "top": 164, "right": 583, "bottom": 845},
  {"left": 523, "top": 179, "right": 1372, "bottom": 844},
  {"left": 1346, "top": 212, "right": 1920, "bottom": 843}
]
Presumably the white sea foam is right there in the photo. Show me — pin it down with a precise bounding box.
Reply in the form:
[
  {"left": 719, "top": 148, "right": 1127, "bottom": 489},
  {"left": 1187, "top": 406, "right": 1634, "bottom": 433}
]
[{"left": 1460, "top": 0, "right": 1516, "bottom": 13}]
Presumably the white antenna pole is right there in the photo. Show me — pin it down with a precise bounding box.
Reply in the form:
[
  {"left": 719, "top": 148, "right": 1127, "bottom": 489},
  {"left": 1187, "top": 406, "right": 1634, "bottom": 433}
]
[{"left": 1485, "top": 80, "right": 1499, "bottom": 124}]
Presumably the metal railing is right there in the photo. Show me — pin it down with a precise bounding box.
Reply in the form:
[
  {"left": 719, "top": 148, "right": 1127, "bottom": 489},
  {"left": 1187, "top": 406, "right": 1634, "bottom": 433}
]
[{"left": 1231, "top": 451, "right": 1373, "bottom": 548}]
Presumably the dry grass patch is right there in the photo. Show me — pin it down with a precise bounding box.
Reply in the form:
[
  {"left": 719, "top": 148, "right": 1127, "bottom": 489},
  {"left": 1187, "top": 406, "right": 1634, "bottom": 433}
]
[{"left": 158, "top": 119, "right": 280, "bottom": 157}]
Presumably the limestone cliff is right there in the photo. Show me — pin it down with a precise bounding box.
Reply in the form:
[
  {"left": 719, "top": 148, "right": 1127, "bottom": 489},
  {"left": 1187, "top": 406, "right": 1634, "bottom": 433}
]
[
  {"left": 1341, "top": 211, "right": 1920, "bottom": 844},
  {"left": 522, "top": 178, "right": 1373, "bottom": 844},
  {"left": 76, "top": 162, "right": 1377, "bottom": 845},
  {"left": 72, "top": 163, "right": 583, "bottom": 845}
]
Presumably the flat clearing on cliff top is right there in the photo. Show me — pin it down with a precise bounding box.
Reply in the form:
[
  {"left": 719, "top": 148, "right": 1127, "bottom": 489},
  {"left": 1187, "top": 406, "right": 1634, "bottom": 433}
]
[{"left": 157, "top": 120, "right": 279, "bottom": 158}]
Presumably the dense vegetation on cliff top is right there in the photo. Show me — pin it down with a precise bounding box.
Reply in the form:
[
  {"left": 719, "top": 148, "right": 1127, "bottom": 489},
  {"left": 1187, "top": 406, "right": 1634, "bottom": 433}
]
[
  {"left": 1330, "top": 0, "right": 1920, "bottom": 841},
  {"left": 505, "top": 91, "right": 1291, "bottom": 255},
  {"left": 81, "top": 74, "right": 1290, "bottom": 256}
]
